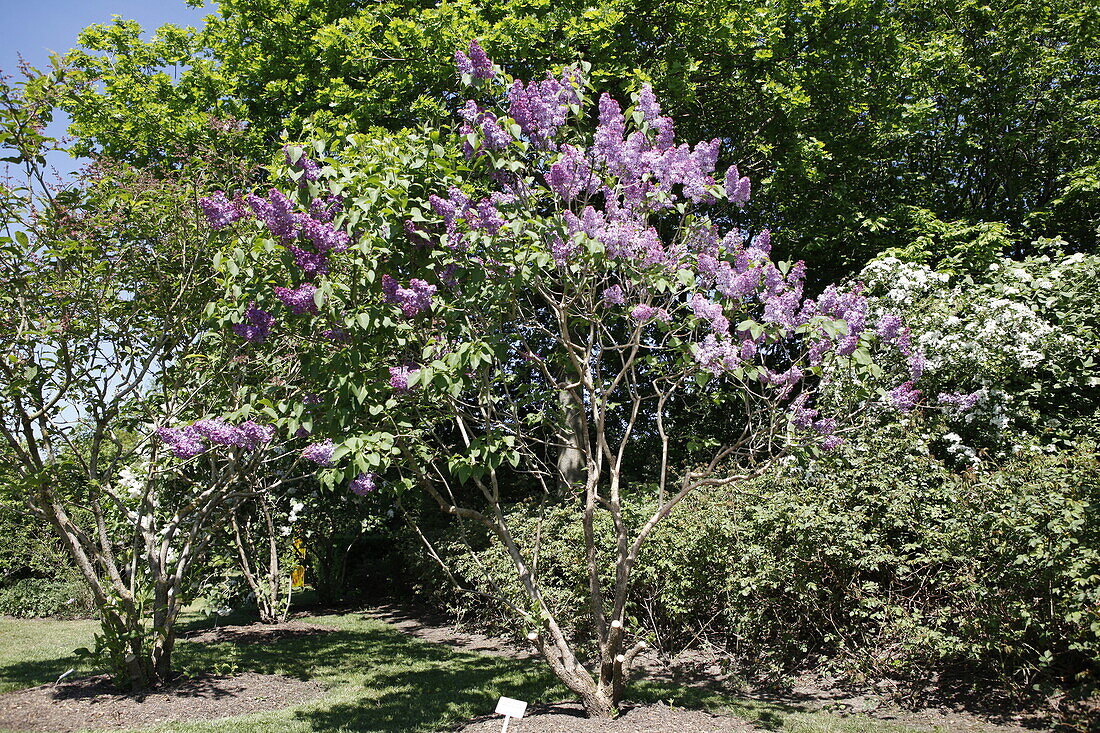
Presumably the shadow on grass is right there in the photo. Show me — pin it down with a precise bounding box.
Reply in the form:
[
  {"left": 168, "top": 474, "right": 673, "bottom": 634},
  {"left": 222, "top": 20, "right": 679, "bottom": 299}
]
[
  {"left": 174, "top": 615, "right": 568, "bottom": 732},
  {"left": 0, "top": 611, "right": 854, "bottom": 733},
  {"left": 0, "top": 653, "right": 92, "bottom": 694}
]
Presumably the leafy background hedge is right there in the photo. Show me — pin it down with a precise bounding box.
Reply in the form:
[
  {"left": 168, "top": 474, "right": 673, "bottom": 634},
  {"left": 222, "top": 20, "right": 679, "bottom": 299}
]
[{"left": 393, "top": 431, "right": 1100, "bottom": 690}]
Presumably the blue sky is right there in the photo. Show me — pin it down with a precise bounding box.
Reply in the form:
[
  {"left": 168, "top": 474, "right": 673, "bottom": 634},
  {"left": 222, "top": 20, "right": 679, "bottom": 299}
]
[
  {"left": 0, "top": 0, "right": 208, "bottom": 74},
  {"left": 1, "top": 0, "right": 210, "bottom": 175}
]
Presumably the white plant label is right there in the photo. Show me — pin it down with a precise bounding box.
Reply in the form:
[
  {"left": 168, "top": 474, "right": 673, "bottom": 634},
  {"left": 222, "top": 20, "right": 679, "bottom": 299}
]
[
  {"left": 495, "top": 696, "right": 527, "bottom": 718},
  {"left": 496, "top": 696, "right": 528, "bottom": 730}
]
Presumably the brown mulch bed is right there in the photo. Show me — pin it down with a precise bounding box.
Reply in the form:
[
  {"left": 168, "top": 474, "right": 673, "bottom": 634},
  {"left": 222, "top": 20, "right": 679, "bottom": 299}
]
[
  {"left": 0, "top": 672, "right": 324, "bottom": 732},
  {"left": 181, "top": 619, "right": 334, "bottom": 645},
  {"left": 455, "top": 701, "right": 755, "bottom": 732}
]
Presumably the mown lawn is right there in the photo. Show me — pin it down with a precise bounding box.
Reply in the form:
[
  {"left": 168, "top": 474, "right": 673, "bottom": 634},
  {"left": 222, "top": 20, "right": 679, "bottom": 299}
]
[{"left": 0, "top": 610, "right": 985, "bottom": 732}]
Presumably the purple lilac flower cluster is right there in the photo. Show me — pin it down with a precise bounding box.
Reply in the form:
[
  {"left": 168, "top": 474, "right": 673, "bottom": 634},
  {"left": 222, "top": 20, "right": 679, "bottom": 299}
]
[
  {"left": 724, "top": 165, "right": 751, "bottom": 206},
  {"left": 429, "top": 186, "right": 509, "bottom": 247},
  {"left": 389, "top": 365, "right": 419, "bottom": 393},
  {"left": 156, "top": 426, "right": 206, "bottom": 459},
  {"left": 302, "top": 439, "right": 336, "bottom": 466},
  {"left": 199, "top": 176, "right": 355, "bottom": 341},
  {"left": 157, "top": 419, "right": 275, "bottom": 459},
  {"left": 630, "top": 304, "right": 670, "bottom": 322},
  {"left": 888, "top": 381, "right": 922, "bottom": 412},
  {"left": 381, "top": 275, "right": 437, "bottom": 318},
  {"left": 232, "top": 302, "right": 276, "bottom": 343},
  {"left": 581, "top": 89, "right": 725, "bottom": 211},
  {"left": 689, "top": 293, "right": 729, "bottom": 335},
  {"left": 349, "top": 472, "right": 378, "bottom": 496},
  {"left": 938, "top": 391, "right": 980, "bottom": 411},
  {"left": 790, "top": 393, "right": 819, "bottom": 428},
  {"left": 876, "top": 314, "right": 904, "bottom": 340},
  {"left": 245, "top": 189, "right": 299, "bottom": 241},
  {"left": 695, "top": 334, "right": 741, "bottom": 375},
  {"left": 454, "top": 40, "right": 495, "bottom": 80},
  {"left": 309, "top": 195, "right": 343, "bottom": 223},
  {"left": 199, "top": 192, "right": 246, "bottom": 229},
  {"left": 763, "top": 365, "right": 804, "bottom": 400},
  {"left": 507, "top": 70, "right": 581, "bottom": 149},
  {"left": 284, "top": 147, "right": 321, "bottom": 182},
  {"left": 274, "top": 284, "right": 320, "bottom": 315},
  {"left": 458, "top": 100, "right": 513, "bottom": 157},
  {"left": 601, "top": 285, "right": 626, "bottom": 306},
  {"left": 548, "top": 145, "right": 594, "bottom": 201}
]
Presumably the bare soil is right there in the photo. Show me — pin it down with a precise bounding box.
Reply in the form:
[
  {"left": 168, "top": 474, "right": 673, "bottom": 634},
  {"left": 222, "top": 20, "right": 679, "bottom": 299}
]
[
  {"left": 181, "top": 619, "right": 335, "bottom": 645},
  {"left": 0, "top": 672, "right": 324, "bottom": 732},
  {"left": 364, "top": 604, "right": 1057, "bottom": 733},
  {"left": 455, "top": 701, "right": 756, "bottom": 732}
]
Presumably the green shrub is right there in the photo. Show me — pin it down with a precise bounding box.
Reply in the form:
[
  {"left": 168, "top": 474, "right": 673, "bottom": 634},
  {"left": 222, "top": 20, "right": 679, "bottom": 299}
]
[
  {"left": 396, "top": 432, "right": 1100, "bottom": 689},
  {"left": 675, "top": 436, "right": 1100, "bottom": 686},
  {"left": 0, "top": 577, "right": 96, "bottom": 619}
]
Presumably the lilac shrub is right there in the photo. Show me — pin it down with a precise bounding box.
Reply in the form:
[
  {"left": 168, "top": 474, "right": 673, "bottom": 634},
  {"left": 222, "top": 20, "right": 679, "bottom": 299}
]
[{"left": 203, "top": 42, "right": 928, "bottom": 716}]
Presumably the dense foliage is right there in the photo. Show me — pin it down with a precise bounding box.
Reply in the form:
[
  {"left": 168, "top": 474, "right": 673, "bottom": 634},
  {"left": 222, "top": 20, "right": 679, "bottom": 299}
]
[
  {"left": 54, "top": 0, "right": 1100, "bottom": 279},
  {"left": 0, "top": 577, "right": 94, "bottom": 619},
  {"left": 400, "top": 431, "right": 1100, "bottom": 689}
]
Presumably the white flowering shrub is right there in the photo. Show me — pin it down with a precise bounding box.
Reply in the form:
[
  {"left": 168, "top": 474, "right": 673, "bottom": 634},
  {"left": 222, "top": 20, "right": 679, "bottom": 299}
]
[{"left": 858, "top": 251, "right": 1100, "bottom": 463}]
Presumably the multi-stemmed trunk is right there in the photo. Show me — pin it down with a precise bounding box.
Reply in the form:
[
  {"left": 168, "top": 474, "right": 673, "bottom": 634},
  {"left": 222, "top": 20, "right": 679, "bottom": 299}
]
[
  {"left": 230, "top": 498, "right": 293, "bottom": 625},
  {"left": 28, "top": 451, "right": 255, "bottom": 690}
]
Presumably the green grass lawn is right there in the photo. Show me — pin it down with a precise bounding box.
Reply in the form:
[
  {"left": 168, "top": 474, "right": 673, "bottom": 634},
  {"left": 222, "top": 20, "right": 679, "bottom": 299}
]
[{"left": 0, "top": 610, "right": 993, "bottom": 733}]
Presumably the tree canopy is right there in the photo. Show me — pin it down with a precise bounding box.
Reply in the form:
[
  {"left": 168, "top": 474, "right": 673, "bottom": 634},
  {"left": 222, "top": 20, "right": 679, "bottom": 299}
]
[{"left": 54, "top": 0, "right": 1100, "bottom": 279}]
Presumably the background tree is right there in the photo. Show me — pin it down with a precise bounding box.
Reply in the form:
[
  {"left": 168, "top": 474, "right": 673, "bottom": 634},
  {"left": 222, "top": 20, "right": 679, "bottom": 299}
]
[
  {"left": 55, "top": 0, "right": 1100, "bottom": 280},
  {"left": 0, "top": 64, "right": 287, "bottom": 688}
]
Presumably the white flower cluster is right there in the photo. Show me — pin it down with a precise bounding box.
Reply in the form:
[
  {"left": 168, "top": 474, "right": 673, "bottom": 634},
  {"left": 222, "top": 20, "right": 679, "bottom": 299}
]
[
  {"left": 116, "top": 463, "right": 149, "bottom": 500},
  {"left": 859, "top": 257, "right": 1076, "bottom": 379},
  {"left": 941, "top": 432, "right": 980, "bottom": 467},
  {"left": 914, "top": 298, "right": 1054, "bottom": 372},
  {"left": 860, "top": 257, "right": 949, "bottom": 308}
]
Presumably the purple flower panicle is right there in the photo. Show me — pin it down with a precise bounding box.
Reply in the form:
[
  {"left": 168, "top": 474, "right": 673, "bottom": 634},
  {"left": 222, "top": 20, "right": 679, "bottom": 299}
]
[
  {"left": 888, "top": 381, "right": 921, "bottom": 412},
  {"left": 456, "top": 41, "right": 494, "bottom": 80},
  {"left": 602, "top": 285, "right": 626, "bottom": 305},
  {"left": 939, "top": 391, "right": 980, "bottom": 412},
  {"left": 157, "top": 418, "right": 275, "bottom": 458},
  {"left": 695, "top": 335, "right": 740, "bottom": 374},
  {"left": 285, "top": 147, "right": 322, "bottom": 182},
  {"left": 350, "top": 472, "right": 377, "bottom": 496},
  {"left": 724, "top": 165, "right": 751, "bottom": 205},
  {"left": 302, "top": 439, "right": 336, "bottom": 466},
  {"left": 156, "top": 426, "right": 206, "bottom": 459},
  {"left": 233, "top": 302, "right": 276, "bottom": 343},
  {"left": 237, "top": 420, "right": 276, "bottom": 449},
  {"left": 382, "top": 275, "right": 436, "bottom": 318},
  {"left": 199, "top": 192, "right": 245, "bottom": 229},
  {"left": 876, "top": 314, "right": 904, "bottom": 340},
  {"left": 274, "top": 284, "right": 320, "bottom": 315},
  {"left": 389, "top": 365, "right": 420, "bottom": 393}
]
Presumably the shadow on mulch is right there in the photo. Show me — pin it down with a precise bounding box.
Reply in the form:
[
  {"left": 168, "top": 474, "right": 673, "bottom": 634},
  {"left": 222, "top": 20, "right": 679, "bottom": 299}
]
[
  {"left": 0, "top": 672, "right": 324, "bottom": 732},
  {"left": 360, "top": 602, "right": 1087, "bottom": 733},
  {"left": 453, "top": 700, "right": 756, "bottom": 732},
  {"left": 181, "top": 619, "right": 335, "bottom": 645}
]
